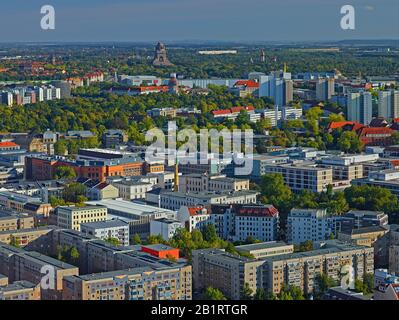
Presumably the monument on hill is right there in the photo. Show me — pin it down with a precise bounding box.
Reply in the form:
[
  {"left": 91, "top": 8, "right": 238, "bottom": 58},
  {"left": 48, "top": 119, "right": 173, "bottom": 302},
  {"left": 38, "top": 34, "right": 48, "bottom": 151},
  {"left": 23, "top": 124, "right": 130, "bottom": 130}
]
[{"left": 152, "top": 42, "right": 174, "bottom": 67}]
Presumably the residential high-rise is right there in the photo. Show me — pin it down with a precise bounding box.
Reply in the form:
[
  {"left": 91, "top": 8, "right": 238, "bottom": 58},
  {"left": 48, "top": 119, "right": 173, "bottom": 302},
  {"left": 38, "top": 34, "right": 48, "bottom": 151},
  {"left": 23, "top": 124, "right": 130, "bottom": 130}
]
[
  {"left": 316, "top": 78, "right": 335, "bottom": 101},
  {"left": 258, "top": 72, "right": 293, "bottom": 106},
  {"left": 347, "top": 92, "right": 373, "bottom": 125},
  {"left": 378, "top": 90, "right": 399, "bottom": 119}
]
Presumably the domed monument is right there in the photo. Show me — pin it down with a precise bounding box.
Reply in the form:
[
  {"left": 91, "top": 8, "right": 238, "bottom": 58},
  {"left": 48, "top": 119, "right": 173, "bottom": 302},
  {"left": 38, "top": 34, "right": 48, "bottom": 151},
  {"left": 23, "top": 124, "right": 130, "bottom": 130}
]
[{"left": 152, "top": 42, "right": 174, "bottom": 67}]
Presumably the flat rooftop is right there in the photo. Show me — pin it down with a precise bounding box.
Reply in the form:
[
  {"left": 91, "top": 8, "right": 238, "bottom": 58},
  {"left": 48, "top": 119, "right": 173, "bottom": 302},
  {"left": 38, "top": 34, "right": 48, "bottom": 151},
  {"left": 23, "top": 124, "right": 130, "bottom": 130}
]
[
  {"left": 236, "top": 241, "right": 293, "bottom": 252},
  {"left": 81, "top": 219, "right": 128, "bottom": 229},
  {"left": 86, "top": 199, "right": 176, "bottom": 216}
]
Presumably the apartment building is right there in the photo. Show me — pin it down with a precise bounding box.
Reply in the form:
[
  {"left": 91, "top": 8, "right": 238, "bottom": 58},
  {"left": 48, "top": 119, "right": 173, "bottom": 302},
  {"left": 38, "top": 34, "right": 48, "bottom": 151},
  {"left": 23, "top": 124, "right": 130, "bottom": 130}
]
[
  {"left": 263, "top": 163, "right": 333, "bottom": 193},
  {"left": 287, "top": 208, "right": 338, "bottom": 244},
  {"left": 337, "top": 226, "right": 388, "bottom": 247},
  {"left": 179, "top": 173, "right": 249, "bottom": 193},
  {"left": 158, "top": 190, "right": 259, "bottom": 211},
  {"left": 339, "top": 210, "right": 389, "bottom": 233},
  {"left": 262, "top": 241, "right": 374, "bottom": 295},
  {"left": 0, "top": 214, "right": 34, "bottom": 231},
  {"left": 112, "top": 180, "right": 153, "bottom": 200},
  {"left": 0, "top": 244, "right": 79, "bottom": 300},
  {"left": 192, "top": 249, "right": 263, "bottom": 300},
  {"left": 63, "top": 265, "right": 192, "bottom": 300},
  {"left": 87, "top": 182, "right": 119, "bottom": 201},
  {"left": 0, "top": 191, "right": 52, "bottom": 217},
  {"left": 0, "top": 281, "right": 41, "bottom": 300},
  {"left": 80, "top": 219, "right": 130, "bottom": 246},
  {"left": 150, "top": 218, "right": 183, "bottom": 241},
  {"left": 177, "top": 206, "right": 211, "bottom": 232},
  {"left": 0, "top": 226, "right": 54, "bottom": 247},
  {"left": 56, "top": 205, "right": 107, "bottom": 231},
  {"left": 210, "top": 204, "right": 279, "bottom": 242}
]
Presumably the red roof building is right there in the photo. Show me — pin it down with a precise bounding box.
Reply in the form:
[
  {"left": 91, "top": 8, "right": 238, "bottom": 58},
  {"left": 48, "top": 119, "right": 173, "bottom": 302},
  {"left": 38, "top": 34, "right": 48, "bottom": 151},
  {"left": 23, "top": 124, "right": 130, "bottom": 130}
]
[{"left": 0, "top": 141, "right": 20, "bottom": 151}]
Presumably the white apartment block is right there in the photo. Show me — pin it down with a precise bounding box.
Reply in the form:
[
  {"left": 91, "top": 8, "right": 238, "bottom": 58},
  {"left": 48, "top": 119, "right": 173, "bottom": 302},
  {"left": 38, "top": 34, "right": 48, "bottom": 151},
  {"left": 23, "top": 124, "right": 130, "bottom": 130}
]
[
  {"left": 80, "top": 219, "right": 130, "bottom": 246},
  {"left": 150, "top": 218, "right": 183, "bottom": 241},
  {"left": 287, "top": 208, "right": 338, "bottom": 244},
  {"left": 211, "top": 204, "right": 279, "bottom": 242}
]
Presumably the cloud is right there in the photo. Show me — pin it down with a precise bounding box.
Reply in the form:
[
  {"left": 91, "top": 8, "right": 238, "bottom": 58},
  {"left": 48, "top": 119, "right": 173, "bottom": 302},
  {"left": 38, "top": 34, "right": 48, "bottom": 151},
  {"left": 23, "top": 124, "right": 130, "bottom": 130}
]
[{"left": 364, "top": 5, "right": 375, "bottom": 11}]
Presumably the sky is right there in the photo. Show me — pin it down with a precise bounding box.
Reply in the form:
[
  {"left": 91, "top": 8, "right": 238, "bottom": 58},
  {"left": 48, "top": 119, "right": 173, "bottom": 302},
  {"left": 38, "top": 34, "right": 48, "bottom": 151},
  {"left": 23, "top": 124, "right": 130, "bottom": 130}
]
[{"left": 0, "top": 0, "right": 398, "bottom": 43}]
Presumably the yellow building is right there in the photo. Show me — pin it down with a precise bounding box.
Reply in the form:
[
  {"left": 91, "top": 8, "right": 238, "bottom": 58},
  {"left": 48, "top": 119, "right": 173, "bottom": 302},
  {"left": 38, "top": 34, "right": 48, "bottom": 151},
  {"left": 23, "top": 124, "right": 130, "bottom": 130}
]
[{"left": 56, "top": 205, "right": 107, "bottom": 231}]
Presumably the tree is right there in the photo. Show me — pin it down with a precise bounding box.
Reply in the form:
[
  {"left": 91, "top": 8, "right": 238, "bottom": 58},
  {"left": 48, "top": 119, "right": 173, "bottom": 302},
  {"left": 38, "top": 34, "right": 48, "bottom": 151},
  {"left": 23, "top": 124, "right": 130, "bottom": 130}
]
[
  {"left": 202, "top": 224, "right": 218, "bottom": 243},
  {"left": 278, "top": 285, "right": 305, "bottom": 300},
  {"left": 344, "top": 185, "right": 399, "bottom": 214},
  {"left": 133, "top": 234, "right": 141, "bottom": 245},
  {"left": 105, "top": 237, "right": 120, "bottom": 246},
  {"left": 295, "top": 240, "right": 313, "bottom": 252},
  {"left": 240, "top": 283, "right": 254, "bottom": 300},
  {"left": 363, "top": 274, "right": 375, "bottom": 294},
  {"left": 62, "top": 182, "right": 87, "bottom": 203},
  {"left": 337, "top": 131, "right": 363, "bottom": 153},
  {"left": 260, "top": 173, "right": 293, "bottom": 213},
  {"left": 315, "top": 273, "right": 337, "bottom": 298},
  {"left": 203, "top": 287, "right": 227, "bottom": 300},
  {"left": 305, "top": 107, "right": 323, "bottom": 135},
  {"left": 10, "top": 235, "right": 21, "bottom": 248},
  {"left": 70, "top": 247, "right": 80, "bottom": 263},
  {"left": 54, "top": 166, "right": 77, "bottom": 180},
  {"left": 254, "top": 288, "right": 267, "bottom": 300}
]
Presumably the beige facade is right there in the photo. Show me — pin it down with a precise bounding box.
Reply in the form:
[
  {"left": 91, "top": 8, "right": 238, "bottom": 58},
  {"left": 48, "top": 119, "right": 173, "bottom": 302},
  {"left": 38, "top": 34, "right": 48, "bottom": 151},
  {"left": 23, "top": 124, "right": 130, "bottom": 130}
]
[
  {"left": 0, "top": 281, "right": 41, "bottom": 300},
  {"left": 63, "top": 265, "right": 192, "bottom": 300},
  {"left": 9, "top": 251, "right": 79, "bottom": 300},
  {"left": 0, "top": 226, "right": 53, "bottom": 247},
  {"left": 179, "top": 174, "right": 249, "bottom": 193},
  {"left": 56, "top": 205, "right": 107, "bottom": 231},
  {"left": 193, "top": 242, "right": 374, "bottom": 298},
  {"left": 0, "top": 214, "right": 35, "bottom": 232},
  {"left": 264, "top": 164, "right": 333, "bottom": 193},
  {"left": 263, "top": 244, "right": 374, "bottom": 295},
  {"left": 337, "top": 226, "right": 388, "bottom": 248},
  {"left": 192, "top": 249, "right": 263, "bottom": 300}
]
